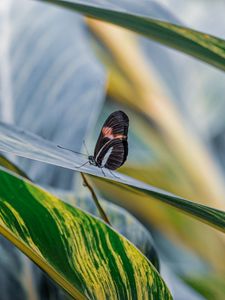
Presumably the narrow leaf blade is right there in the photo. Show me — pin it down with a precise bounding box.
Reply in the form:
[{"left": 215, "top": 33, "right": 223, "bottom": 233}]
[
  {"left": 0, "top": 121, "right": 225, "bottom": 233},
  {"left": 40, "top": 0, "right": 225, "bottom": 71}
]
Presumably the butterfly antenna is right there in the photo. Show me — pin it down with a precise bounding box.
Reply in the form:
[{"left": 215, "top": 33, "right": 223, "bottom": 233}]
[
  {"left": 83, "top": 140, "right": 90, "bottom": 156},
  {"left": 76, "top": 161, "right": 89, "bottom": 169},
  {"left": 57, "top": 145, "right": 87, "bottom": 157}
]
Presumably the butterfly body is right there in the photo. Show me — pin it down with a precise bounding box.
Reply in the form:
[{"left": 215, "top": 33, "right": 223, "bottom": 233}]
[{"left": 88, "top": 155, "right": 99, "bottom": 167}]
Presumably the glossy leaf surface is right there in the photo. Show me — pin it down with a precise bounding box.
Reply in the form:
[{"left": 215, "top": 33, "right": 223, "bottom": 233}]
[
  {"left": 58, "top": 190, "right": 160, "bottom": 271},
  {"left": 0, "top": 121, "right": 225, "bottom": 233},
  {"left": 0, "top": 167, "right": 171, "bottom": 299}
]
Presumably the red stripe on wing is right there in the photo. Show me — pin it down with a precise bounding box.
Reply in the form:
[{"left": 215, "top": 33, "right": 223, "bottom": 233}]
[{"left": 102, "top": 126, "right": 126, "bottom": 140}]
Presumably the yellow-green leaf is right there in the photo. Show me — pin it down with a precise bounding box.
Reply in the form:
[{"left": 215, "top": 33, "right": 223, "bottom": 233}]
[{"left": 0, "top": 167, "right": 172, "bottom": 299}]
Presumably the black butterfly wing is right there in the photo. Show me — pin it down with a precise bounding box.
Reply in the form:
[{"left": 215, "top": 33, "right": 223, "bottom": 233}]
[
  {"left": 94, "top": 110, "right": 129, "bottom": 157},
  {"left": 93, "top": 110, "right": 129, "bottom": 170},
  {"left": 105, "top": 139, "right": 128, "bottom": 170},
  {"left": 95, "top": 139, "right": 128, "bottom": 170}
]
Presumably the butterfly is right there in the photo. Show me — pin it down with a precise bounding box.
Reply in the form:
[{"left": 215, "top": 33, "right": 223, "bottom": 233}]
[{"left": 58, "top": 110, "right": 129, "bottom": 175}]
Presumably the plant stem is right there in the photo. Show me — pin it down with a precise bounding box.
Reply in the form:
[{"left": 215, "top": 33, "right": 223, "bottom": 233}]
[{"left": 80, "top": 172, "right": 111, "bottom": 226}]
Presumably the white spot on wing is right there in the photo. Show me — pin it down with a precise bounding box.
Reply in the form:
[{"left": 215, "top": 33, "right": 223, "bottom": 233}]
[{"left": 101, "top": 147, "right": 113, "bottom": 167}]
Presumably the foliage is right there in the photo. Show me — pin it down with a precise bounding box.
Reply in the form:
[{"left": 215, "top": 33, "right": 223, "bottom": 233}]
[{"left": 0, "top": 0, "right": 225, "bottom": 299}]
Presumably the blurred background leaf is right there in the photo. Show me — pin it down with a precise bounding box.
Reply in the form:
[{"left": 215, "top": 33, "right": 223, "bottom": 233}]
[
  {"left": 41, "top": 0, "right": 225, "bottom": 70},
  {"left": 0, "top": 0, "right": 105, "bottom": 189}
]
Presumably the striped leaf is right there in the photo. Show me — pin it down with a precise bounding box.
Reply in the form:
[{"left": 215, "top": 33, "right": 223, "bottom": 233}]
[
  {"left": 0, "top": 121, "right": 225, "bottom": 233},
  {"left": 56, "top": 190, "right": 160, "bottom": 271},
  {"left": 0, "top": 158, "right": 66, "bottom": 299},
  {"left": 40, "top": 0, "right": 225, "bottom": 71},
  {"left": 0, "top": 153, "right": 160, "bottom": 271},
  {"left": 0, "top": 166, "right": 171, "bottom": 299}
]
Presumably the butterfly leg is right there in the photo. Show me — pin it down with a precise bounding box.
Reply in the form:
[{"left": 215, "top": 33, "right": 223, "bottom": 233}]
[
  {"left": 100, "top": 167, "right": 106, "bottom": 177},
  {"left": 109, "top": 170, "right": 120, "bottom": 179}
]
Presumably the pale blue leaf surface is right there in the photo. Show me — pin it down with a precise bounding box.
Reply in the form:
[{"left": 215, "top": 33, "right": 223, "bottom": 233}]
[{"left": 0, "top": 0, "right": 105, "bottom": 189}]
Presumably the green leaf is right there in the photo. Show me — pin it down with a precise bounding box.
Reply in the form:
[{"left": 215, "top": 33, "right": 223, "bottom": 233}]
[
  {"left": 0, "top": 121, "right": 225, "bottom": 233},
  {"left": 0, "top": 154, "right": 64, "bottom": 300},
  {"left": 40, "top": 0, "right": 225, "bottom": 71},
  {"left": 0, "top": 166, "right": 171, "bottom": 299},
  {"left": 102, "top": 178, "right": 225, "bottom": 233},
  {"left": 0, "top": 153, "right": 160, "bottom": 271},
  {"left": 183, "top": 274, "right": 225, "bottom": 300},
  {"left": 57, "top": 190, "right": 160, "bottom": 271}
]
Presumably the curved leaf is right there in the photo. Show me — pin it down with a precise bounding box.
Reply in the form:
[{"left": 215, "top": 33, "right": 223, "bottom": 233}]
[
  {"left": 0, "top": 153, "right": 160, "bottom": 271},
  {"left": 56, "top": 190, "right": 160, "bottom": 271},
  {"left": 40, "top": 0, "right": 225, "bottom": 71},
  {"left": 0, "top": 166, "right": 171, "bottom": 299},
  {"left": 0, "top": 121, "right": 225, "bottom": 233}
]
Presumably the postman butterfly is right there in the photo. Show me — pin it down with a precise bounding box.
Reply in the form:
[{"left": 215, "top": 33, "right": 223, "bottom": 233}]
[{"left": 58, "top": 110, "right": 129, "bottom": 176}]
